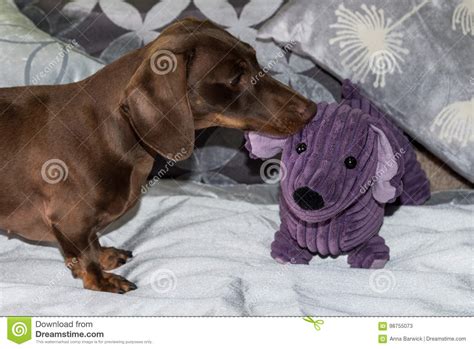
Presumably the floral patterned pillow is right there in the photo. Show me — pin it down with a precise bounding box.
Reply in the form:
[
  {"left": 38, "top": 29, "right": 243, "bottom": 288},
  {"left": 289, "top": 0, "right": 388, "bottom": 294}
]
[
  {"left": 259, "top": 0, "right": 473, "bottom": 182},
  {"left": 0, "top": 0, "right": 102, "bottom": 87}
]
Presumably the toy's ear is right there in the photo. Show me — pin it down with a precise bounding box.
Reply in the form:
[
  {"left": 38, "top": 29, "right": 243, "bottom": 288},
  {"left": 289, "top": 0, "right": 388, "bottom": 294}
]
[
  {"left": 371, "top": 125, "right": 399, "bottom": 203},
  {"left": 244, "top": 132, "right": 287, "bottom": 159}
]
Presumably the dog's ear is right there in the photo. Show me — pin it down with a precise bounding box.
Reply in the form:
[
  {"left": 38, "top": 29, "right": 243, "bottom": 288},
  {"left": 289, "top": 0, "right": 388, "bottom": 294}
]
[
  {"left": 370, "top": 125, "right": 399, "bottom": 203},
  {"left": 244, "top": 132, "right": 287, "bottom": 159},
  {"left": 122, "top": 47, "right": 194, "bottom": 160}
]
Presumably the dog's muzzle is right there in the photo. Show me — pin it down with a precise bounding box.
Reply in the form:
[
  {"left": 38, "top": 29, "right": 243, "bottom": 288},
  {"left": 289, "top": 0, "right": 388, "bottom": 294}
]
[{"left": 293, "top": 186, "right": 325, "bottom": 210}]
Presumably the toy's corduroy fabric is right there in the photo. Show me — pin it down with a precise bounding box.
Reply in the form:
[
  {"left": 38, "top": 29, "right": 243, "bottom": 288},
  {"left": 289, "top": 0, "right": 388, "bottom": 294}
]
[
  {"left": 340, "top": 80, "right": 431, "bottom": 205},
  {"left": 245, "top": 81, "right": 430, "bottom": 268}
]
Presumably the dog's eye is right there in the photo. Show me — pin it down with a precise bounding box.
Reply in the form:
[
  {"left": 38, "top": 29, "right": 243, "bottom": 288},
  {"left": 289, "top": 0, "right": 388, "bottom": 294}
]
[
  {"left": 344, "top": 156, "right": 357, "bottom": 169},
  {"left": 296, "top": 143, "right": 307, "bottom": 154},
  {"left": 229, "top": 62, "right": 247, "bottom": 86},
  {"left": 229, "top": 71, "right": 243, "bottom": 86}
]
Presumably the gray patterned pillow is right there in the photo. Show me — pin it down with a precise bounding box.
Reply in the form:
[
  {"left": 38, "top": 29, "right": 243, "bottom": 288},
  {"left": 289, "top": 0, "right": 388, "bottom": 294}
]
[
  {"left": 0, "top": 0, "right": 103, "bottom": 87},
  {"left": 259, "top": 0, "right": 473, "bottom": 182}
]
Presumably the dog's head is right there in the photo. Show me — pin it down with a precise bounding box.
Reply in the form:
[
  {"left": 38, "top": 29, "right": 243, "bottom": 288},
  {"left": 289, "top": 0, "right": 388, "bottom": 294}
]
[
  {"left": 121, "top": 18, "right": 317, "bottom": 160},
  {"left": 246, "top": 102, "right": 404, "bottom": 223}
]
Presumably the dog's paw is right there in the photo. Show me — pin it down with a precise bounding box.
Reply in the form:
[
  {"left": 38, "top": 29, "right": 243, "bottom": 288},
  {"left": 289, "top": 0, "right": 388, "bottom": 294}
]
[
  {"left": 80, "top": 264, "right": 137, "bottom": 293},
  {"left": 99, "top": 247, "right": 133, "bottom": 270},
  {"left": 101, "top": 273, "right": 137, "bottom": 294},
  {"left": 83, "top": 272, "right": 137, "bottom": 294}
]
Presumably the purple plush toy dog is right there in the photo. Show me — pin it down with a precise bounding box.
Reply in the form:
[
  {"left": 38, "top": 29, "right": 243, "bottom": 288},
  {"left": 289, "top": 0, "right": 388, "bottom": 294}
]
[{"left": 245, "top": 80, "right": 430, "bottom": 269}]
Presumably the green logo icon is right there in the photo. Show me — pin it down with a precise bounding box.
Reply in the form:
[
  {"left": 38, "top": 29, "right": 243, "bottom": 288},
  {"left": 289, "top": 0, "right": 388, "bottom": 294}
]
[
  {"left": 378, "top": 334, "right": 388, "bottom": 344},
  {"left": 7, "top": 317, "right": 32, "bottom": 344},
  {"left": 378, "top": 322, "right": 387, "bottom": 331},
  {"left": 303, "top": 316, "right": 324, "bottom": 331}
]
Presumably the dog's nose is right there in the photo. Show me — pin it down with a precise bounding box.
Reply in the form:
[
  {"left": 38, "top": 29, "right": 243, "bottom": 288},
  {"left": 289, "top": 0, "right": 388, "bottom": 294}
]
[
  {"left": 296, "top": 101, "right": 317, "bottom": 121},
  {"left": 293, "top": 186, "right": 325, "bottom": 210}
]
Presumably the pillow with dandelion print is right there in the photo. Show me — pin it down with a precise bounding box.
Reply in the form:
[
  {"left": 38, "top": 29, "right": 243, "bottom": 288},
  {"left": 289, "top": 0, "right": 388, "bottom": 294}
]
[{"left": 258, "top": 0, "right": 473, "bottom": 183}]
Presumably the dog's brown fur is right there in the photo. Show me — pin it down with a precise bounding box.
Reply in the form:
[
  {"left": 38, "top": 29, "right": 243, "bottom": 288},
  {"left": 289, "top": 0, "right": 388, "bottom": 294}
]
[{"left": 0, "top": 18, "right": 317, "bottom": 293}]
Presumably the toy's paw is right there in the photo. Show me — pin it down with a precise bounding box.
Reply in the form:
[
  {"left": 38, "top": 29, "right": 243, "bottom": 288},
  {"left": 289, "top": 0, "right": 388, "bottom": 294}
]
[
  {"left": 270, "top": 250, "right": 313, "bottom": 265},
  {"left": 348, "top": 246, "right": 389, "bottom": 269},
  {"left": 349, "top": 251, "right": 389, "bottom": 269},
  {"left": 369, "top": 257, "right": 389, "bottom": 269},
  {"left": 271, "top": 230, "right": 313, "bottom": 265},
  {"left": 348, "top": 235, "right": 390, "bottom": 269}
]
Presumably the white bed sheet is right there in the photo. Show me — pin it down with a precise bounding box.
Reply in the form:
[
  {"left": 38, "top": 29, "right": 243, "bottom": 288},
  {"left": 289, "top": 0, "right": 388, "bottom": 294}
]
[{"left": 0, "top": 180, "right": 472, "bottom": 316}]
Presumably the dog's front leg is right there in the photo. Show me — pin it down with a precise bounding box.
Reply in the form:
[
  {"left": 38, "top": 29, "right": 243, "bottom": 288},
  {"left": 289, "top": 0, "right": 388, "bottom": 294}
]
[{"left": 51, "top": 225, "right": 137, "bottom": 294}]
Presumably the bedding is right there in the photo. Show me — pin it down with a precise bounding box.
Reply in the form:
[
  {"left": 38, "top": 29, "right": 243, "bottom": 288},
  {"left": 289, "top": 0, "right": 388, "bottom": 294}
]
[
  {"left": 258, "top": 0, "right": 474, "bottom": 183},
  {"left": 0, "top": 180, "right": 472, "bottom": 316}
]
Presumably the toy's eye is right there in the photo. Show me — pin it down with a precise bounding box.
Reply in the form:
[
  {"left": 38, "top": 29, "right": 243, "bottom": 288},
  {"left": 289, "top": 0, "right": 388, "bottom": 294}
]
[
  {"left": 344, "top": 156, "right": 357, "bottom": 169},
  {"left": 296, "top": 143, "right": 307, "bottom": 154}
]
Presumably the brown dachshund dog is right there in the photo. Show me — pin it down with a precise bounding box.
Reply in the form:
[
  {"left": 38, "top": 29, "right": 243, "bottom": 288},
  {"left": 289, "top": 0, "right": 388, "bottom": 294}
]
[{"left": 0, "top": 18, "right": 317, "bottom": 293}]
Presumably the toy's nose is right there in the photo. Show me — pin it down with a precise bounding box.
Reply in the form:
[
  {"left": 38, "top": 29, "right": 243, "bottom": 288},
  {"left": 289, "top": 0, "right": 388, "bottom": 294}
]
[{"left": 293, "top": 186, "right": 325, "bottom": 210}]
